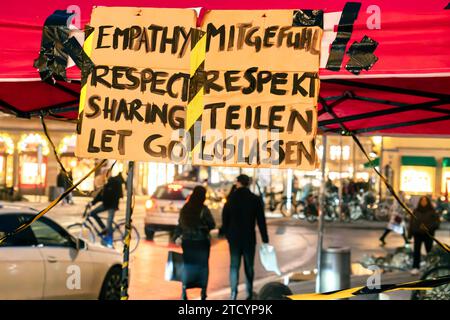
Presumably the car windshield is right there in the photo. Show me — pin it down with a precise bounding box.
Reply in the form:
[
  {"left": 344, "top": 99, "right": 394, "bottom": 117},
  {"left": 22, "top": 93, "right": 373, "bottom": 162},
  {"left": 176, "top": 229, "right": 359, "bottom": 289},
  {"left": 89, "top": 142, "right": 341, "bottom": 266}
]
[{"left": 153, "top": 185, "right": 193, "bottom": 200}]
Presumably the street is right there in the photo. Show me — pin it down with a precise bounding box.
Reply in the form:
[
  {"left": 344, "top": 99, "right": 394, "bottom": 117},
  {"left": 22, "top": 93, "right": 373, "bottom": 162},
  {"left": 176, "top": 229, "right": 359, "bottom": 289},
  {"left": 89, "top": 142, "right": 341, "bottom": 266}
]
[{"left": 22, "top": 196, "right": 450, "bottom": 300}]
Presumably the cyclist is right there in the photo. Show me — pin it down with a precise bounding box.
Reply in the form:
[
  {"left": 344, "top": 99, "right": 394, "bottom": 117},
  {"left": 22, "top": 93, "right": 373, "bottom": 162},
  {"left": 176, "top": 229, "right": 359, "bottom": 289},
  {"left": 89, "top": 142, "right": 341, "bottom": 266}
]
[{"left": 88, "top": 172, "right": 125, "bottom": 246}]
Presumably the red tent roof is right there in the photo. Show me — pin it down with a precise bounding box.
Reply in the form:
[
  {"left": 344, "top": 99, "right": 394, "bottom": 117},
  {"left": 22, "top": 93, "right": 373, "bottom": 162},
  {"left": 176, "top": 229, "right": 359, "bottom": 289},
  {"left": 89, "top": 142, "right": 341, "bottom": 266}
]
[{"left": 1, "top": 0, "right": 449, "bottom": 135}]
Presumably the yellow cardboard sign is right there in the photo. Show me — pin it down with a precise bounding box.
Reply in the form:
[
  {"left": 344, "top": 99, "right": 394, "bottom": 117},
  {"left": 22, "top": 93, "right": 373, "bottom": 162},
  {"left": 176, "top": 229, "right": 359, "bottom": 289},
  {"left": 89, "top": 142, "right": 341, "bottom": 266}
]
[{"left": 76, "top": 7, "right": 322, "bottom": 169}]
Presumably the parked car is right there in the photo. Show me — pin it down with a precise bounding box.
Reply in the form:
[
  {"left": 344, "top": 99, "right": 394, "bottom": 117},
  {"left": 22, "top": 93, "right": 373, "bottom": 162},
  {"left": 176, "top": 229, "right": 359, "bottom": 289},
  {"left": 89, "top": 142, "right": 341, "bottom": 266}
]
[
  {"left": 0, "top": 204, "right": 122, "bottom": 300},
  {"left": 144, "top": 181, "right": 224, "bottom": 241}
]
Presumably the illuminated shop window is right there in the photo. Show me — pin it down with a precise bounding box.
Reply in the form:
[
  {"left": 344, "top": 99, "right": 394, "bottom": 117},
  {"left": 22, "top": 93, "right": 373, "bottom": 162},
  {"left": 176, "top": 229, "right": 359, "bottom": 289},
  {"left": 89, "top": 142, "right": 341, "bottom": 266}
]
[
  {"left": 58, "top": 134, "right": 95, "bottom": 192},
  {"left": 21, "top": 157, "right": 46, "bottom": 185},
  {"left": 400, "top": 167, "right": 435, "bottom": 194},
  {"left": 372, "top": 136, "right": 382, "bottom": 145},
  {"left": 317, "top": 145, "right": 323, "bottom": 159},
  {"left": 0, "top": 134, "right": 14, "bottom": 154},
  {"left": 57, "top": 134, "right": 77, "bottom": 154},
  {"left": 356, "top": 172, "right": 370, "bottom": 181},
  {"left": 18, "top": 134, "right": 49, "bottom": 188},
  {"left": 18, "top": 134, "right": 49, "bottom": 155},
  {"left": 210, "top": 169, "right": 220, "bottom": 184},
  {"left": 442, "top": 170, "right": 450, "bottom": 194},
  {"left": 328, "top": 171, "right": 352, "bottom": 180},
  {"left": 146, "top": 162, "right": 176, "bottom": 195},
  {"left": 329, "top": 145, "right": 350, "bottom": 161},
  {"left": 442, "top": 158, "right": 450, "bottom": 194},
  {"left": 0, "top": 133, "right": 14, "bottom": 187}
]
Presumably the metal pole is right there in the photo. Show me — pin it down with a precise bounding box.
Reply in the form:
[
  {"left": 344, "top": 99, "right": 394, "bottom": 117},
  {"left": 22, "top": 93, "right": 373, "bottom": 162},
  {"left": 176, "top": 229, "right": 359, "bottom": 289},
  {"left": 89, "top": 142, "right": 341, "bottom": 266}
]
[
  {"left": 378, "top": 137, "right": 384, "bottom": 199},
  {"left": 13, "top": 146, "right": 19, "bottom": 193},
  {"left": 315, "top": 135, "right": 327, "bottom": 293},
  {"left": 207, "top": 166, "right": 212, "bottom": 184},
  {"left": 252, "top": 168, "right": 257, "bottom": 193},
  {"left": 37, "top": 144, "right": 43, "bottom": 202},
  {"left": 120, "top": 161, "right": 135, "bottom": 300},
  {"left": 352, "top": 140, "right": 356, "bottom": 180},
  {"left": 338, "top": 136, "right": 343, "bottom": 221},
  {"left": 286, "top": 169, "right": 293, "bottom": 213},
  {"left": 269, "top": 168, "right": 272, "bottom": 190}
]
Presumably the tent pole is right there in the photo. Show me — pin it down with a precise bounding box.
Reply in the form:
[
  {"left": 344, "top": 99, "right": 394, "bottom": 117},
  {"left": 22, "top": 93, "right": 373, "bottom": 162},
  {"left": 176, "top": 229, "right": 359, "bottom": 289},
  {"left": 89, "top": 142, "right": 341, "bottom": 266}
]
[
  {"left": 286, "top": 169, "right": 293, "bottom": 213},
  {"left": 352, "top": 140, "right": 356, "bottom": 179},
  {"left": 315, "top": 135, "right": 327, "bottom": 293},
  {"left": 378, "top": 138, "right": 384, "bottom": 199},
  {"left": 338, "top": 136, "right": 343, "bottom": 221},
  {"left": 120, "top": 161, "right": 135, "bottom": 300}
]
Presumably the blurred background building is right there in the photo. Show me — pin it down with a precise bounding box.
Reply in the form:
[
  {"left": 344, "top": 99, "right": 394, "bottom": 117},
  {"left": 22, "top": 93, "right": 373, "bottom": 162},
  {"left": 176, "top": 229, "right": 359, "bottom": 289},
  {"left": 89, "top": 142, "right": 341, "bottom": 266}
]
[{"left": 1, "top": 117, "right": 449, "bottom": 202}]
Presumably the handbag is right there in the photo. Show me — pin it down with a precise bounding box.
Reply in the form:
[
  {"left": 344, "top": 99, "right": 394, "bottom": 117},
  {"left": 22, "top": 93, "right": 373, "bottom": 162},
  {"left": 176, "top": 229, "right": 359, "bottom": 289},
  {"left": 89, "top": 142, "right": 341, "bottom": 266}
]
[
  {"left": 164, "top": 251, "right": 183, "bottom": 282},
  {"left": 259, "top": 244, "right": 282, "bottom": 276}
]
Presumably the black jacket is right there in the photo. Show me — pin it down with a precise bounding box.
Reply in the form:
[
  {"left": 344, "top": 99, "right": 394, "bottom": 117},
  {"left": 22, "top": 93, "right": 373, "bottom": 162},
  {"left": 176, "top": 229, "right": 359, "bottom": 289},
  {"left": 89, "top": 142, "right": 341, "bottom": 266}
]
[
  {"left": 175, "top": 205, "right": 216, "bottom": 241},
  {"left": 56, "top": 173, "right": 66, "bottom": 188},
  {"left": 92, "top": 175, "right": 124, "bottom": 210},
  {"left": 222, "top": 187, "right": 269, "bottom": 246},
  {"left": 57, "top": 172, "right": 72, "bottom": 189},
  {"left": 66, "top": 172, "right": 73, "bottom": 188},
  {"left": 409, "top": 207, "right": 440, "bottom": 236}
]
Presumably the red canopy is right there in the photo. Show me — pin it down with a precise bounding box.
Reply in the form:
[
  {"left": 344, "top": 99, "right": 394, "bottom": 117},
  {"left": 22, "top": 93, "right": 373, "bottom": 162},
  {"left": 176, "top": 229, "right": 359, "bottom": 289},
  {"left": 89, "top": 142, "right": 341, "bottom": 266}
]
[{"left": 1, "top": 0, "right": 450, "bottom": 135}]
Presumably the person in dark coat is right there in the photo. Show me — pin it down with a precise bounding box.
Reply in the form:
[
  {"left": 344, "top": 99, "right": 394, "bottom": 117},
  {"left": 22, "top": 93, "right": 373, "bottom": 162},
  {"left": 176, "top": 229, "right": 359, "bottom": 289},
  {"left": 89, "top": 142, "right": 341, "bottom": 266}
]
[
  {"left": 89, "top": 172, "right": 125, "bottom": 245},
  {"left": 409, "top": 196, "right": 440, "bottom": 274},
  {"left": 65, "top": 170, "right": 74, "bottom": 205},
  {"left": 222, "top": 174, "right": 269, "bottom": 300},
  {"left": 56, "top": 170, "right": 68, "bottom": 204},
  {"left": 174, "top": 186, "right": 215, "bottom": 300},
  {"left": 218, "top": 184, "right": 237, "bottom": 238}
]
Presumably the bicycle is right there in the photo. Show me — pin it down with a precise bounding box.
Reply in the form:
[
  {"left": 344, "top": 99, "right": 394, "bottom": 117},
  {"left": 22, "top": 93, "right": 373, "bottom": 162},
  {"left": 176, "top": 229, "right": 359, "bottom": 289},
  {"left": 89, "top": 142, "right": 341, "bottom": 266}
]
[
  {"left": 372, "top": 198, "right": 392, "bottom": 221},
  {"left": 280, "top": 195, "right": 305, "bottom": 217},
  {"left": 67, "top": 203, "right": 140, "bottom": 254},
  {"left": 264, "top": 190, "right": 284, "bottom": 212}
]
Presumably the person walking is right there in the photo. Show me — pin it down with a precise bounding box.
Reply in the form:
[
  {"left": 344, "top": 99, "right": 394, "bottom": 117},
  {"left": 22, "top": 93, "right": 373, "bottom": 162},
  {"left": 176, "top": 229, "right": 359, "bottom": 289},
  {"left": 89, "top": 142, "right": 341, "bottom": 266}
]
[
  {"left": 219, "top": 184, "right": 237, "bottom": 238},
  {"left": 56, "top": 170, "right": 67, "bottom": 204},
  {"left": 89, "top": 172, "right": 125, "bottom": 246},
  {"left": 409, "top": 196, "right": 440, "bottom": 275},
  {"left": 379, "top": 191, "right": 410, "bottom": 246},
  {"left": 222, "top": 174, "right": 269, "bottom": 300},
  {"left": 65, "top": 170, "right": 74, "bottom": 205},
  {"left": 174, "top": 186, "right": 215, "bottom": 300}
]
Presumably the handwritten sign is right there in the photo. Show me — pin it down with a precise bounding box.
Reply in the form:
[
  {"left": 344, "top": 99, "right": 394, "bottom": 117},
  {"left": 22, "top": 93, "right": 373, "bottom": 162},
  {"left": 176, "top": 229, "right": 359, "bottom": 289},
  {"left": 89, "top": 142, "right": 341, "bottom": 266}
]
[{"left": 76, "top": 7, "right": 322, "bottom": 169}]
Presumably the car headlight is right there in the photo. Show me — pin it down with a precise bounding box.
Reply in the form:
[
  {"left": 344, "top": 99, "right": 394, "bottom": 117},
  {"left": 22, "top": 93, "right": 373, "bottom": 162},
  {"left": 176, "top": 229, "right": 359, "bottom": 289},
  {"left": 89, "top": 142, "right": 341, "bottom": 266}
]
[{"left": 146, "top": 199, "right": 154, "bottom": 209}]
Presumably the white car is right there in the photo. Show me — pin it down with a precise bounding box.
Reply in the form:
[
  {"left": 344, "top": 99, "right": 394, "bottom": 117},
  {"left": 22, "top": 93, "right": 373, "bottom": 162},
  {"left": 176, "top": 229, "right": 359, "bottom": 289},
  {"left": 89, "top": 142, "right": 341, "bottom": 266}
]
[
  {"left": 144, "top": 181, "right": 224, "bottom": 241},
  {"left": 0, "top": 204, "right": 122, "bottom": 299}
]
